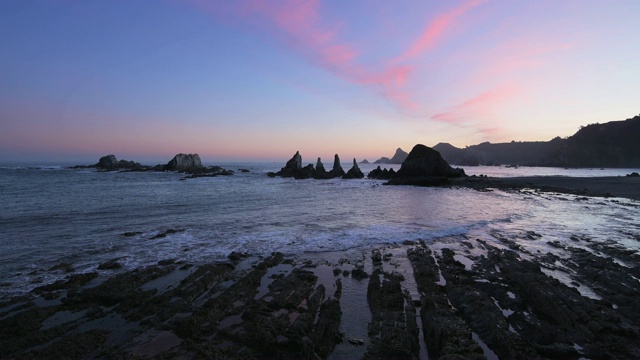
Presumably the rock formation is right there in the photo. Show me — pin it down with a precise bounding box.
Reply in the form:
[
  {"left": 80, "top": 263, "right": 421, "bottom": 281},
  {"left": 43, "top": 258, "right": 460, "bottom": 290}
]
[
  {"left": 396, "top": 144, "right": 465, "bottom": 178},
  {"left": 367, "top": 166, "right": 396, "bottom": 180},
  {"left": 94, "top": 155, "right": 144, "bottom": 171},
  {"left": 329, "top": 154, "right": 345, "bottom": 177},
  {"left": 343, "top": 158, "right": 364, "bottom": 179},
  {"left": 371, "top": 144, "right": 466, "bottom": 185},
  {"left": 268, "top": 151, "right": 304, "bottom": 178},
  {"left": 269, "top": 152, "right": 364, "bottom": 180},
  {"left": 96, "top": 155, "right": 119, "bottom": 169},
  {"left": 79, "top": 153, "right": 232, "bottom": 178},
  {"left": 165, "top": 153, "right": 202, "bottom": 171},
  {"left": 316, "top": 157, "right": 326, "bottom": 177},
  {"left": 359, "top": 159, "right": 370, "bottom": 164}
]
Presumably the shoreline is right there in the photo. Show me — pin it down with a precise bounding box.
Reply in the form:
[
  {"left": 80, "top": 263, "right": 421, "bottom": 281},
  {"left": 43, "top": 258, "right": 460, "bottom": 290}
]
[
  {"left": 1, "top": 232, "right": 639, "bottom": 359},
  {"left": 451, "top": 175, "right": 640, "bottom": 201}
]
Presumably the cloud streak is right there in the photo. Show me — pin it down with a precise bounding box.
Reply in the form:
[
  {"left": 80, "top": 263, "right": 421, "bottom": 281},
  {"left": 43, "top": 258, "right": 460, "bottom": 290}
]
[
  {"left": 395, "top": 0, "right": 485, "bottom": 62},
  {"left": 184, "top": 0, "right": 482, "bottom": 114}
]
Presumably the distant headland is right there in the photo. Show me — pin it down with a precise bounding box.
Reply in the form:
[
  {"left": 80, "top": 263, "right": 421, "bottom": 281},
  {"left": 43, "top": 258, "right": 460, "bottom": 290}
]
[{"left": 432, "top": 114, "right": 640, "bottom": 167}]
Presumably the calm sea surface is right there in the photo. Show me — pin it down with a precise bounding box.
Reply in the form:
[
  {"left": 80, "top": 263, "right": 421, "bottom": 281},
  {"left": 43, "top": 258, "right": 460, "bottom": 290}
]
[{"left": 1, "top": 162, "right": 639, "bottom": 299}]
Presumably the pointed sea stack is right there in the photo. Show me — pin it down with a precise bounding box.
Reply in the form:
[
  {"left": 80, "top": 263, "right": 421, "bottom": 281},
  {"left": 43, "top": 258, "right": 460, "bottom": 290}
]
[
  {"left": 268, "top": 151, "right": 305, "bottom": 178},
  {"left": 343, "top": 158, "right": 364, "bottom": 179},
  {"left": 316, "top": 157, "right": 326, "bottom": 176},
  {"left": 329, "top": 154, "right": 345, "bottom": 177}
]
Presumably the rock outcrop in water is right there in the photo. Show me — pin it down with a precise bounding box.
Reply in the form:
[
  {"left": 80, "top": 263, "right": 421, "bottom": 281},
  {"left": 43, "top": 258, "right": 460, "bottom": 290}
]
[
  {"left": 342, "top": 158, "right": 364, "bottom": 179},
  {"left": 369, "top": 144, "right": 465, "bottom": 186},
  {"left": 93, "top": 155, "right": 145, "bottom": 170},
  {"left": 269, "top": 152, "right": 357, "bottom": 180},
  {"left": 76, "top": 154, "right": 232, "bottom": 178},
  {"left": 397, "top": 144, "right": 465, "bottom": 178},
  {"left": 165, "top": 153, "right": 202, "bottom": 171},
  {"left": 329, "top": 154, "right": 345, "bottom": 178}
]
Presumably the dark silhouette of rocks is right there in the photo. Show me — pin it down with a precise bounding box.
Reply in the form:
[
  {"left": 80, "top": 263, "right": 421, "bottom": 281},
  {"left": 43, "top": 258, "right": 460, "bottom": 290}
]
[
  {"left": 359, "top": 159, "right": 370, "bottom": 164},
  {"left": 268, "top": 151, "right": 305, "bottom": 178},
  {"left": 76, "top": 154, "right": 232, "bottom": 178},
  {"left": 330, "top": 154, "right": 345, "bottom": 177},
  {"left": 433, "top": 114, "right": 640, "bottom": 167},
  {"left": 368, "top": 144, "right": 465, "bottom": 186},
  {"left": 269, "top": 152, "right": 362, "bottom": 180},
  {"left": 367, "top": 166, "right": 396, "bottom": 180},
  {"left": 316, "top": 157, "right": 326, "bottom": 177},
  {"left": 373, "top": 148, "right": 408, "bottom": 164},
  {"left": 342, "top": 158, "right": 364, "bottom": 179},
  {"left": 93, "top": 155, "right": 145, "bottom": 170},
  {"left": 397, "top": 144, "right": 465, "bottom": 178}
]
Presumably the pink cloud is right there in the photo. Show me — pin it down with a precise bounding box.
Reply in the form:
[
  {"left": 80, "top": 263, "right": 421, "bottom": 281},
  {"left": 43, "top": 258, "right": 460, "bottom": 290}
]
[
  {"left": 396, "top": 0, "right": 485, "bottom": 62},
  {"left": 183, "top": 0, "right": 483, "bottom": 113},
  {"left": 430, "top": 84, "right": 520, "bottom": 131}
]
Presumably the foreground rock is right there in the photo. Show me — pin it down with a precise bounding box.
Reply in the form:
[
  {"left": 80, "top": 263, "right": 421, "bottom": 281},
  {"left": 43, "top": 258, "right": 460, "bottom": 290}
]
[{"left": 2, "top": 234, "right": 639, "bottom": 359}]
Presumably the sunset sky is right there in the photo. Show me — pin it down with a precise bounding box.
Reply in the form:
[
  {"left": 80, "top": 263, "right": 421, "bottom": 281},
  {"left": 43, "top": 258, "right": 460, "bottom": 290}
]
[{"left": 1, "top": 0, "right": 639, "bottom": 163}]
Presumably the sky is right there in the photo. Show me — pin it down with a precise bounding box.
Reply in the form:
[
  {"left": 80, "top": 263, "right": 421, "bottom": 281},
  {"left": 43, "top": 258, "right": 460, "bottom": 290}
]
[{"left": 1, "top": 0, "right": 639, "bottom": 163}]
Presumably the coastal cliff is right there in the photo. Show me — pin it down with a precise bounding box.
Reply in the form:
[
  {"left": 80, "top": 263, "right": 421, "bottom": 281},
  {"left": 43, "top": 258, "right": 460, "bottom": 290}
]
[{"left": 432, "top": 114, "right": 640, "bottom": 167}]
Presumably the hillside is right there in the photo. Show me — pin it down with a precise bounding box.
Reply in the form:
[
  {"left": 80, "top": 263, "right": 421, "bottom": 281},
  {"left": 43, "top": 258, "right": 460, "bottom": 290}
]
[
  {"left": 373, "top": 148, "right": 409, "bottom": 164},
  {"left": 432, "top": 114, "right": 640, "bottom": 167}
]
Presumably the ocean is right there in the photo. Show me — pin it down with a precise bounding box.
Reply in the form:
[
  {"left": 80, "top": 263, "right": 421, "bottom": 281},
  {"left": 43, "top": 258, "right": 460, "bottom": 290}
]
[{"left": 1, "top": 162, "right": 639, "bottom": 300}]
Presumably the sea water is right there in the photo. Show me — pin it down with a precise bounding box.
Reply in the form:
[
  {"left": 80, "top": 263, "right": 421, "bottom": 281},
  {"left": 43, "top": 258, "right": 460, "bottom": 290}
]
[{"left": 0, "top": 162, "right": 639, "bottom": 300}]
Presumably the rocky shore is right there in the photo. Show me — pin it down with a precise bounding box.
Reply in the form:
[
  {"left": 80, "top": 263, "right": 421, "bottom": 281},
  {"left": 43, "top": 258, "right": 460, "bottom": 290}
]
[
  {"left": 2, "top": 224, "right": 639, "bottom": 359},
  {"left": 450, "top": 175, "right": 640, "bottom": 201}
]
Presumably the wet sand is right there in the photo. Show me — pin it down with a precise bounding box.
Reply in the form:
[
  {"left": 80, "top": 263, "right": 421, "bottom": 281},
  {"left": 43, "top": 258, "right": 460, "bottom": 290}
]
[
  {"left": 2, "top": 226, "right": 639, "bottom": 359},
  {"left": 454, "top": 175, "right": 640, "bottom": 200}
]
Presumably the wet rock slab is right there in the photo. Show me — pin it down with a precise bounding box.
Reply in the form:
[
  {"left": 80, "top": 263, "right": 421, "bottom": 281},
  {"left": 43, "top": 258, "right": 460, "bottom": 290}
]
[{"left": 1, "top": 236, "right": 640, "bottom": 359}]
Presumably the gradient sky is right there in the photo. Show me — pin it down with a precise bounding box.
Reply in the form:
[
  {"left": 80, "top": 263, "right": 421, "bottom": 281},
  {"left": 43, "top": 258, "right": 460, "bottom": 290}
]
[{"left": 1, "top": 1, "right": 639, "bottom": 163}]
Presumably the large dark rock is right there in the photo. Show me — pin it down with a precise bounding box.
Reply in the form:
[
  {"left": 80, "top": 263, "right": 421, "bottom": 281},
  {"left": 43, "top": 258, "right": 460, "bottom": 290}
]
[
  {"left": 165, "top": 153, "right": 202, "bottom": 171},
  {"left": 396, "top": 144, "right": 465, "bottom": 178},
  {"left": 343, "top": 158, "right": 364, "bottom": 179},
  {"left": 96, "top": 155, "right": 119, "bottom": 169}
]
